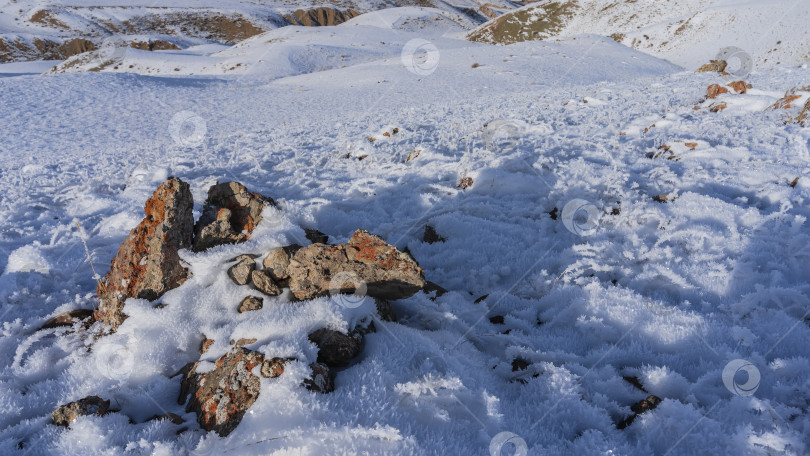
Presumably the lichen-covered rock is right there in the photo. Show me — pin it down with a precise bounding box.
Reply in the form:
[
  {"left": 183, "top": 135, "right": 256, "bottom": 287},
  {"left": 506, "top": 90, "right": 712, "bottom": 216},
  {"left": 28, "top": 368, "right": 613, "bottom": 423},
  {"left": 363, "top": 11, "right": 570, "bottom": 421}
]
[
  {"left": 308, "top": 328, "right": 362, "bottom": 367},
  {"left": 193, "top": 182, "right": 274, "bottom": 252},
  {"left": 288, "top": 230, "right": 425, "bottom": 301},
  {"left": 260, "top": 357, "right": 288, "bottom": 378},
  {"left": 228, "top": 255, "right": 255, "bottom": 286},
  {"left": 179, "top": 348, "right": 264, "bottom": 437},
  {"left": 250, "top": 270, "right": 281, "bottom": 296},
  {"left": 695, "top": 60, "right": 727, "bottom": 73},
  {"left": 51, "top": 396, "right": 110, "bottom": 426},
  {"left": 96, "top": 178, "right": 194, "bottom": 330},
  {"left": 238, "top": 295, "right": 263, "bottom": 313},
  {"left": 303, "top": 362, "right": 334, "bottom": 393},
  {"left": 262, "top": 245, "right": 301, "bottom": 286}
]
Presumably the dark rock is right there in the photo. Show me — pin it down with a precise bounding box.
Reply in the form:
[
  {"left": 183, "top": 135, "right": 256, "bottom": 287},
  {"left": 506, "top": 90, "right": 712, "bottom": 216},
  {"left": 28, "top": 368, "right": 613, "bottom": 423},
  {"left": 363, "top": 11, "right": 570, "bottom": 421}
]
[
  {"left": 288, "top": 230, "right": 426, "bottom": 301},
  {"left": 250, "top": 270, "right": 281, "bottom": 296},
  {"left": 304, "top": 229, "right": 329, "bottom": 244},
  {"left": 228, "top": 255, "right": 255, "bottom": 285},
  {"left": 147, "top": 412, "right": 185, "bottom": 425},
  {"left": 96, "top": 178, "right": 194, "bottom": 330},
  {"left": 39, "top": 309, "right": 95, "bottom": 330},
  {"left": 375, "top": 299, "right": 397, "bottom": 322},
  {"left": 303, "top": 362, "right": 334, "bottom": 393},
  {"left": 52, "top": 396, "right": 110, "bottom": 426},
  {"left": 308, "top": 328, "right": 362, "bottom": 367},
  {"left": 238, "top": 296, "right": 263, "bottom": 313},
  {"left": 179, "top": 347, "right": 264, "bottom": 437},
  {"left": 423, "top": 281, "right": 448, "bottom": 300},
  {"left": 423, "top": 225, "right": 445, "bottom": 244},
  {"left": 193, "top": 182, "right": 273, "bottom": 252},
  {"left": 617, "top": 395, "right": 662, "bottom": 429},
  {"left": 489, "top": 315, "right": 505, "bottom": 325},
  {"left": 622, "top": 376, "right": 647, "bottom": 392},
  {"left": 474, "top": 294, "right": 489, "bottom": 304},
  {"left": 511, "top": 358, "right": 530, "bottom": 372}
]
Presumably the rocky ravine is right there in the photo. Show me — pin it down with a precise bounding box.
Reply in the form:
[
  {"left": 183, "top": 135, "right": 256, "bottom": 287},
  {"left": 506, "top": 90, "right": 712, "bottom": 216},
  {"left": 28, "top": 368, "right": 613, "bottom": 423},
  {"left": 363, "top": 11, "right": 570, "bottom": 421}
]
[{"left": 54, "top": 177, "right": 427, "bottom": 436}]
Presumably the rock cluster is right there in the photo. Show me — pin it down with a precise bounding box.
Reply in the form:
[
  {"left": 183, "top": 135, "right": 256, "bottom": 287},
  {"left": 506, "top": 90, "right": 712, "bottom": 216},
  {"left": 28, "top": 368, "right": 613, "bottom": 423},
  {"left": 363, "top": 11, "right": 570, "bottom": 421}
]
[{"left": 85, "top": 178, "right": 428, "bottom": 438}]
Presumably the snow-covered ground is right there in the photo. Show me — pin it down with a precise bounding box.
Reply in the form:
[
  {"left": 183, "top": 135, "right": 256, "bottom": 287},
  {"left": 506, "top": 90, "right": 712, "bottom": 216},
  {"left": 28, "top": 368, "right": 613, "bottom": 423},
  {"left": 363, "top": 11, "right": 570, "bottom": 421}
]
[{"left": 1, "top": 7, "right": 810, "bottom": 456}]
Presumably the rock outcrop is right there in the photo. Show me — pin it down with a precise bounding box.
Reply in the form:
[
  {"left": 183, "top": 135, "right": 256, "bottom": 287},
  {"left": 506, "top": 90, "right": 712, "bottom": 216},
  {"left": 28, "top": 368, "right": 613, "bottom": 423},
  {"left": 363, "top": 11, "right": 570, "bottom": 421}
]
[
  {"left": 52, "top": 396, "right": 110, "bottom": 426},
  {"left": 288, "top": 230, "right": 426, "bottom": 301},
  {"left": 96, "top": 178, "right": 194, "bottom": 330},
  {"left": 193, "top": 182, "right": 273, "bottom": 252},
  {"left": 179, "top": 348, "right": 264, "bottom": 437},
  {"left": 284, "top": 7, "right": 360, "bottom": 27}
]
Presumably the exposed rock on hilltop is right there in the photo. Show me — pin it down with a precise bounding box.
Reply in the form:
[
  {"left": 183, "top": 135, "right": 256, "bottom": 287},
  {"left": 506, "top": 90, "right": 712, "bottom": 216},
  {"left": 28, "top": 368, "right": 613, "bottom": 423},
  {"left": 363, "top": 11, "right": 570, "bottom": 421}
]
[{"left": 95, "top": 177, "right": 194, "bottom": 330}]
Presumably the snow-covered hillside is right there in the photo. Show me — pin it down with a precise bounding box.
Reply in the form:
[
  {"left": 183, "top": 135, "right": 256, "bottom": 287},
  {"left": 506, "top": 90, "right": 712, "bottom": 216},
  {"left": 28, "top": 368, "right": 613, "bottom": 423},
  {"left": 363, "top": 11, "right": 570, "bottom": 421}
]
[
  {"left": 467, "top": 0, "right": 810, "bottom": 71},
  {"left": 1, "top": 4, "right": 810, "bottom": 456}
]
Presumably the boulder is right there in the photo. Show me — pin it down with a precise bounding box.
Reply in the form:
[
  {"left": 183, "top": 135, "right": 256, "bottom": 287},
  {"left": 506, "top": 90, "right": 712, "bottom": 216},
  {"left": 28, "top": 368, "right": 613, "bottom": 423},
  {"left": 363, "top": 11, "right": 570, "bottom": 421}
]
[
  {"left": 288, "top": 230, "right": 426, "bottom": 301},
  {"left": 193, "top": 182, "right": 273, "bottom": 252},
  {"left": 238, "top": 296, "right": 263, "bottom": 313},
  {"left": 262, "top": 245, "right": 301, "bottom": 286},
  {"left": 96, "top": 178, "right": 194, "bottom": 330},
  {"left": 250, "top": 270, "right": 281, "bottom": 296},
  {"left": 308, "top": 328, "right": 362, "bottom": 367},
  {"left": 228, "top": 255, "right": 255, "bottom": 285},
  {"left": 303, "top": 362, "right": 334, "bottom": 393},
  {"left": 179, "top": 348, "right": 264, "bottom": 437},
  {"left": 52, "top": 396, "right": 110, "bottom": 426}
]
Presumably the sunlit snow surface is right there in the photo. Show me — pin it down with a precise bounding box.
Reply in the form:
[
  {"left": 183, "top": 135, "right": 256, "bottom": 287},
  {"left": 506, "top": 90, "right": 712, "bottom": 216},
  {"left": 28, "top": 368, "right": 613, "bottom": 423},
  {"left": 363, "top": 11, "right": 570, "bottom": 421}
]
[{"left": 0, "top": 18, "right": 809, "bottom": 456}]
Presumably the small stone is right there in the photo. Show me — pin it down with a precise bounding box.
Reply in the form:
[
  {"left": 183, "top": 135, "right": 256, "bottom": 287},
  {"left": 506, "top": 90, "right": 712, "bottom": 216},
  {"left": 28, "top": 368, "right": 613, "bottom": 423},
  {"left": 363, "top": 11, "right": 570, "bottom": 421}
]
[
  {"left": 52, "top": 396, "right": 110, "bottom": 426},
  {"left": 238, "top": 296, "right": 263, "bottom": 313},
  {"left": 617, "top": 395, "right": 662, "bottom": 429},
  {"left": 511, "top": 358, "right": 530, "bottom": 372},
  {"left": 233, "top": 338, "right": 258, "bottom": 347},
  {"left": 308, "top": 328, "right": 362, "bottom": 367},
  {"left": 228, "top": 255, "right": 255, "bottom": 286},
  {"left": 458, "top": 176, "right": 474, "bottom": 189},
  {"left": 260, "top": 357, "right": 288, "bottom": 378},
  {"left": 199, "top": 337, "right": 214, "bottom": 355},
  {"left": 250, "top": 270, "right": 281, "bottom": 296},
  {"left": 489, "top": 315, "right": 505, "bottom": 325},
  {"left": 39, "top": 309, "right": 95, "bottom": 331},
  {"left": 147, "top": 413, "right": 184, "bottom": 425},
  {"left": 303, "top": 362, "right": 334, "bottom": 393}
]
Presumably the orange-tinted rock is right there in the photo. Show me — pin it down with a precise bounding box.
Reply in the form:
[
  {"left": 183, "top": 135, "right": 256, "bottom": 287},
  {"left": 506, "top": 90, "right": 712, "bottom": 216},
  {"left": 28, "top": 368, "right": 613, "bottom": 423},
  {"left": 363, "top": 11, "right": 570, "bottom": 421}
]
[
  {"left": 727, "top": 80, "right": 748, "bottom": 94},
  {"left": 260, "top": 357, "right": 288, "bottom": 378},
  {"left": 96, "top": 178, "right": 194, "bottom": 330},
  {"left": 288, "top": 230, "right": 426, "bottom": 301},
  {"left": 193, "top": 182, "right": 273, "bottom": 252},
  {"left": 695, "top": 60, "right": 727, "bottom": 73},
  {"left": 706, "top": 84, "right": 729, "bottom": 99},
  {"left": 179, "top": 348, "right": 264, "bottom": 437}
]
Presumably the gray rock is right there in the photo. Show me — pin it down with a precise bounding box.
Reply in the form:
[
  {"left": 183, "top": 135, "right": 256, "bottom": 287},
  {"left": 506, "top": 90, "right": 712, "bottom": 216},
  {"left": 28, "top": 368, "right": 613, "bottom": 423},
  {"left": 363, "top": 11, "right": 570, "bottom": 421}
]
[
  {"left": 193, "top": 181, "right": 274, "bottom": 252},
  {"left": 52, "top": 396, "right": 110, "bottom": 426},
  {"left": 228, "top": 255, "right": 255, "bottom": 286},
  {"left": 250, "top": 270, "right": 281, "bottom": 296},
  {"left": 303, "top": 362, "right": 334, "bottom": 393},
  {"left": 262, "top": 244, "right": 301, "bottom": 286},
  {"left": 238, "top": 295, "right": 263, "bottom": 313}
]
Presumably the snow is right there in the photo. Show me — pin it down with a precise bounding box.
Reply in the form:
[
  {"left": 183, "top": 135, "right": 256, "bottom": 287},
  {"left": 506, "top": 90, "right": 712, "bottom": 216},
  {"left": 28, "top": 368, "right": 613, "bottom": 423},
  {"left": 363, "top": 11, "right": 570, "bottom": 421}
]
[{"left": 1, "top": 5, "right": 810, "bottom": 456}]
